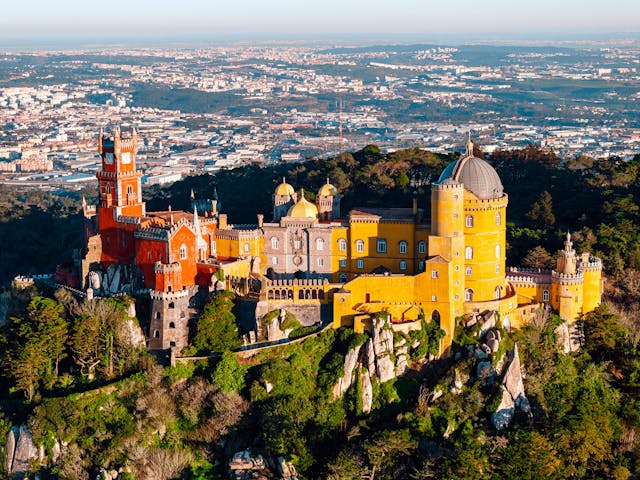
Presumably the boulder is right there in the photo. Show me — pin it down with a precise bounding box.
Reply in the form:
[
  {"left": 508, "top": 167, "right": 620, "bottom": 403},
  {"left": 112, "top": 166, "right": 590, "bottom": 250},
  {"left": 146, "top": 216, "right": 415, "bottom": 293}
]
[
  {"left": 277, "top": 456, "right": 298, "bottom": 480},
  {"left": 6, "top": 425, "right": 38, "bottom": 478},
  {"left": 555, "top": 322, "right": 571, "bottom": 353},
  {"left": 451, "top": 369, "right": 463, "bottom": 394},
  {"left": 491, "top": 386, "right": 515, "bottom": 431},
  {"left": 363, "top": 339, "right": 376, "bottom": 375},
  {"left": 361, "top": 370, "right": 374, "bottom": 414},
  {"left": 476, "top": 361, "right": 497, "bottom": 386},
  {"left": 332, "top": 343, "right": 362, "bottom": 399},
  {"left": 123, "top": 319, "right": 146, "bottom": 348},
  {"left": 502, "top": 344, "right": 531, "bottom": 414},
  {"left": 487, "top": 338, "right": 500, "bottom": 353},
  {"left": 395, "top": 338, "right": 409, "bottom": 376},
  {"left": 371, "top": 316, "right": 396, "bottom": 383}
]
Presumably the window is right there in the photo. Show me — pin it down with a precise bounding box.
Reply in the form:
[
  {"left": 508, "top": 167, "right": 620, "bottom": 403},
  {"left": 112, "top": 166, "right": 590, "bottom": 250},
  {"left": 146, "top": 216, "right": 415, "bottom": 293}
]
[
  {"left": 339, "top": 258, "right": 347, "bottom": 268},
  {"left": 466, "top": 266, "right": 472, "bottom": 276},
  {"left": 465, "top": 246, "right": 473, "bottom": 260},
  {"left": 400, "top": 261, "right": 407, "bottom": 270},
  {"left": 376, "top": 239, "right": 387, "bottom": 253},
  {"left": 179, "top": 244, "right": 187, "bottom": 259},
  {"left": 244, "top": 243, "right": 250, "bottom": 253},
  {"left": 418, "top": 241, "right": 426, "bottom": 254},
  {"left": 465, "top": 289, "right": 474, "bottom": 301},
  {"left": 455, "top": 294, "right": 460, "bottom": 300},
  {"left": 356, "top": 239, "right": 364, "bottom": 253},
  {"left": 496, "top": 264, "right": 500, "bottom": 273},
  {"left": 127, "top": 185, "right": 133, "bottom": 195},
  {"left": 399, "top": 241, "right": 408, "bottom": 254},
  {"left": 338, "top": 238, "right": 347, "bottom": 251},
  {"left": 271, "top": 237, "right": 279, "bottom": 249},
  {"left": 357, "top": 259, "right": 364, "bottom": 269},
  {"left": 153, "top": 330, "right": 160, "bottom": 338},
  {"left": 495, "top": 244, "right": 500, "bottom": 259},
  {"left": 465, "top": 215, "right": 474, "bottom": 228},
  {"left": 542, "top": 290, "right": 550, "bottom": 302},
  {"left": 294, "top": 239, "right": 302, "bottom": 249},
  {"left": 169, "top": 322, "right": 175, "bottom": 329},
  {"left": 272, "top": 256, "right": 278, "bottom": 265},
  {"left": 495, "top": 212, "right": 501, "bottom": 225},
  {"left": 105, "top": 184, "right": 111, "bottom": 194},
  {"left": 168, "top": 302, "right": 175, "bottom": 309},
  {"left": 431, "top": 269, "right": 439, "bottom": 279},
  {"left": 339, "top": 274, "right": 348, "bottom": 283},
  {"left": 495, "top": 286, "right": 502, "bottom": 300},
  {"left": 431, "top": 295, "right": 437, "bottom": 302},
  {"left": 210, "top": 240, "right": 216, "bottom": 254},
  {"left": 316, "top": 238, "right": 325, "bottom": 251},
  {"left": 418, "top": 260, "right": 425, "bottom": 271},
  {"left": 317, "top": 258, "right": 324, "bottom": 267},
  {"left": 455, "top": 265, "right": 459, "bottom": 271}
]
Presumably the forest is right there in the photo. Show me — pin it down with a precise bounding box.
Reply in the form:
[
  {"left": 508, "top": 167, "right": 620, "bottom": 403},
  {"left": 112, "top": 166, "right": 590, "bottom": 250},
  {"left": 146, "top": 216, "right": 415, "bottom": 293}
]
[{"left": 2, "top": 144, "right": 640, "bottom": 479}]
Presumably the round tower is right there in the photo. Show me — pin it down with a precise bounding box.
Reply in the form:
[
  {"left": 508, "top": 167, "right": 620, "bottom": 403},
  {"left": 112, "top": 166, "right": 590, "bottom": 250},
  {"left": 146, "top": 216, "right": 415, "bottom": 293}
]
[
  {"left": 316, "top": 178, "right": 340, "bottom": 221},
  {"left": 273, "top": 177, "right": 297, "bottom": 221}
]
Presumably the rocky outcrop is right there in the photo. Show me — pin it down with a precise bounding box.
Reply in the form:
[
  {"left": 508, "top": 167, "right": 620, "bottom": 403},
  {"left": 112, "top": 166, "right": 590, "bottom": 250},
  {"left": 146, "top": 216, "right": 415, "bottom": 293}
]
[
  {"left": 123, "top": 319, "right": 146, "bottom": 348},
  {"left": 266, "top": 310, "right": 294, "bottom": 342},
  {"left": 332, "top": 343, "right": 362, "bottom": 399},
  {"left": 555, "top": 321, "right": 583, "bottom": 353},
  {"left": 371, "top": 316, "right": 396, "bottom": 383},
  {"left": 395, "top": 338, "right": 409, "bottom": 376},
  {"left": 277, "top": 456, "right": 299, "bottom": 480},
  {"left": 491, "top": 344, "right": 531, "bottom": 431},
  {"left": 5, "top": 425, "right": 38, "bottom": 478},
  {"left": 361, "top": 369, "right": 374, "bottom": 414}
]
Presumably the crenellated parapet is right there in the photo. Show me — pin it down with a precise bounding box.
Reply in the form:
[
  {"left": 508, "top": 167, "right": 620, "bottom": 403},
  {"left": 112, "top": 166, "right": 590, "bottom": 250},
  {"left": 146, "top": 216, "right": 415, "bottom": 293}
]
[
  {"left": 216, "top": 228, "right": 263, "bottom": 240},
  {"left": 579, "top": 258, "right": 603, "bottom": 272},
  {"left": 431, "top": 180, "right": 463, "bottom": 192},
  {"left": 154, "top": 261, "right": 182, "bottom": 274},
  {"left": 266, "top": 278, "right": 329, "bottom": 287},
  {"left": 149, "top": 288, "right": 189, "bottom": 301},
  {"left": 464, "top": 194, "right": 509, "bottom": 211},
  {"left": 552, "top": 270, "right": 584, "bottom": 285}
]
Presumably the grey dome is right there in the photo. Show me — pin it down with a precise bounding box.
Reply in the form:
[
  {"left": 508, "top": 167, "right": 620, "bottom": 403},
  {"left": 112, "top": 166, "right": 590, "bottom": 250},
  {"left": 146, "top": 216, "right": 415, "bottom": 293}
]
[{"left": 437, "top": 151, "right": 504, "bottom": 200}]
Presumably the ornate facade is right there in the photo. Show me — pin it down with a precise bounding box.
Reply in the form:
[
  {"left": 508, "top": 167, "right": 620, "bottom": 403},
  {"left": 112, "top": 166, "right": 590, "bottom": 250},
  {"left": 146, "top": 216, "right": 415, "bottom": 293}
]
[{"left": 74, "top": 129, "right": 603, "bottom": 355}]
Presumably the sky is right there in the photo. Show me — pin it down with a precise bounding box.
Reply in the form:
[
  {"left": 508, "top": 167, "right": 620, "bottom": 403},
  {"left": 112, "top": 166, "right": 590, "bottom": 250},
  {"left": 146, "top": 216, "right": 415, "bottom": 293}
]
[{"left": 0, "top": 0, "right": 639, "bottom": 43}]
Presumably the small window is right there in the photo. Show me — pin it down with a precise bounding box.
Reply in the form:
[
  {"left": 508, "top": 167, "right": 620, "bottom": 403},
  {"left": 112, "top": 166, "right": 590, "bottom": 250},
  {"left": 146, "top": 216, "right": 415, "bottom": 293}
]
[
  {"left": 317, "top": 258, "right": 324, "bottom": 267},
  {"left": 455, "top": 294, "right": 460, "bottom": 300},
  {"left": 431, "top": 269, "right": 439, "bottom": 279},
  {"left": 465, "top": 246, "right": 473, "bottom": 260},
  {"left": 339, "top": 258, "right": 347, "bottom": 268},
  {"left": 168, "top": 302, "right": 175, "bottom": 309},
  {"left": 339, "top": 273, "right": 348, "bottom": 283},
  {"left": 495, "top": 212, "right": 501, "bottom": 225},
  {"left": 153, "top": 330, "right": 160, "bottom": 338},
  {"left": 400, "top": 261, "right": 407, "bottom": 271},
  {"left": 338, "top": 238, "right": 347, "bottom": 251},
  {"left": 496, "top": 264, "right": 500, "bottom": 273},
  {"left": 376, "top": 239, "right": 387, "bottom": 254},
  {"left": 399, "top": 241, "right": 408, "bottom": 254},
  {"left": 155, "top": 312, "right": 161, "bottom": 320},
  {"left": 179, "top": 244, "right": 187, "bottom": 260},
  {"left": 356, "top": 239, "right": 365, "bottom": 253},
  {"left": 466, "top": 266, "right": 472, "bottom": 276},
  {"left": 211, "top": 240, "right": 216, "bottom": 254},
  {"left": 465, "top": 215, "right": 474, "bottom": 228},
  {"left": 169, "top": 341, "right": 176, "bottom": 347},
  {"left": 431, "top": 295, "right": 437, "bottom": 302},
  {"left": 272, "top": 256, "right": 278, "bottom": 265},
  {"left": 294, "top": 240, "right": 302, "bottom": 249},
  {"left": 127, "top": 185, "right": 133, "bottom": 195},
  {"left": 418, "top": 260, "right": 425, "bottom": 271},
  {"left": 495, "top": 286, "right": 502, "bottom": 300},
  {"left": 465, "top": 289, "right": 474, "bottom": 302},
  {"left": 316, "top": 238, "right": 325, "bottom": 251},
  {"left": 542, "top": 290, "right": 549, "bottom": 302},
  {"left": 357, "top": 259, "right": 364, "bottom": 269},
  {"left": 455, "top": 265, "right": 459, "bottom": 271},
  {"left": 244, "top": 242, "right": 250, "bottom": 253},
  {"left": 169, "top": 322, "right": 175, "bottom": 329},
  {"left": 418, "top": 241, "right": 426, "bottom": 254},
  {"left": 495, "top": 244, "right": 500, "bottom": 259},
  {"left": 271, "top": 237, "right": 279, "bottom": 249},
  {"left": 105, "top": 184, "right": 111, "bottom": 194}
]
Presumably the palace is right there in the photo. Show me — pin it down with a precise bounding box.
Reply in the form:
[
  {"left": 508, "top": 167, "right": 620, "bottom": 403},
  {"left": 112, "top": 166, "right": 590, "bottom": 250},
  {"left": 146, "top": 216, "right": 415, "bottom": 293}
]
[{"left": 68, "top": 128, "right": 603, "bottom": 354}]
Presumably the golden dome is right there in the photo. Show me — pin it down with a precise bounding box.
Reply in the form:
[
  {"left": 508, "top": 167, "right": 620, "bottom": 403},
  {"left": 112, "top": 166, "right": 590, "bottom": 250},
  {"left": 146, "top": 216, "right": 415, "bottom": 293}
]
[
  {"left": 287, "top": 190, "right": 318, "bottom": 218},
  {"left": 275, "top": 177, "right": 295, "bottom": 196},
  {"left": 318, "top": 178, "right": 338, "bottom": 197}
]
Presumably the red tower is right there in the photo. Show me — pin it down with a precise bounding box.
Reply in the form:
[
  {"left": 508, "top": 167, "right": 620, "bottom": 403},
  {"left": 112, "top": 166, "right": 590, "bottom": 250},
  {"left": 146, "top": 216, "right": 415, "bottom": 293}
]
[{"left": 96, "top": 127, "right": 145, "bottom": 265}]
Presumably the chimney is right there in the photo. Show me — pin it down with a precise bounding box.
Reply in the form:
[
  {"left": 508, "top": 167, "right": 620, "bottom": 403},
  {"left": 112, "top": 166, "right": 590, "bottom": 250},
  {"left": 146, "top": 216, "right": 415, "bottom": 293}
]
[
  {"left": 257, "top": 214, "right": 264, "bottom": 228},
  {"left": 218, "top": 214, "right": 228, "bottom": 229}
]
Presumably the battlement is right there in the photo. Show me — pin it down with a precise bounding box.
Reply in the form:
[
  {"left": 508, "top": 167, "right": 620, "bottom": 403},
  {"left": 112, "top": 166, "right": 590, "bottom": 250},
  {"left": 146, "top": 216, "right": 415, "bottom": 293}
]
[
  {"left": 149, "top": 288, "right": 189, "bottom": 301},
  {"left": 154, "top": 261, "right": 182, "bottom": 274},
  {"left": 96, "top": 170, "right": 142, "bottom": 180},
  {"left": 135, "top": 227, "right": 169, "bottom": 241},
  {"left": 116, "top": 215, "right": 142, "bottom": 225},
  {"left": 99, "top": 127, "right": 139, "bottom": 154},
  {"left": 464, "top": 194, "right": 509, "bottom": 209},
  {"left": 579, "top": 258, "right": 603, "bottom": 271},
  {"left": 216, "top": 228, "right": 262, "bottom": 240},
  {"left": 432, "top": 181, "right": 463, "bottom": 191},
  {"left": 552, "top": 270, "right": 584, "bottom": 284},
  {"left": 266, "top": 278, "right": 329, "bottom": 287}
]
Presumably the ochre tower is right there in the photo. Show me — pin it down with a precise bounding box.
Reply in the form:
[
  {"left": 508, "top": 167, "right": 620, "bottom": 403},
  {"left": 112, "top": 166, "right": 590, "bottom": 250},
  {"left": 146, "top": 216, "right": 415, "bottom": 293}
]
[{"left": 96, "top": 127, "right": 144, "bottom": 265}]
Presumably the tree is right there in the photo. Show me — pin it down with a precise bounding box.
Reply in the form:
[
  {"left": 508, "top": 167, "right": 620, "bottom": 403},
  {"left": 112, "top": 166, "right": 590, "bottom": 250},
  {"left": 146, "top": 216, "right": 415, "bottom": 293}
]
[
  {"left": 211, "top": 351, "right": 246, "bottom": 393},
  {"left": 522, "top": 246, "right": 555, "bottom": 270},
  {"left": 526, "top": 191, "right": 555, "bottom": 230},
  {"left": 191, "top": 291, "right": 241, "bottom": 353},
  {"left": 27, "top": 296, "right": 68, "bottom": 377}
]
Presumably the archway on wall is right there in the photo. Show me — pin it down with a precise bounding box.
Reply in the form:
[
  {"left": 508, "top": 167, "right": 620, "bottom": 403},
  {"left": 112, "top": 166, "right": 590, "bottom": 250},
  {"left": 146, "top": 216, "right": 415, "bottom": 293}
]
[{"left": 431, "top": 310, "right": 441, "bottom": 327}]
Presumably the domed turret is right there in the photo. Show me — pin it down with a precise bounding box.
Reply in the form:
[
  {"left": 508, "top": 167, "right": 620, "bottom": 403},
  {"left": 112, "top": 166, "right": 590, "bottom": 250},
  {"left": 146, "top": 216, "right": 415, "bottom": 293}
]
[
  {"left": 287, "top": 189, "right": 318, "bottom": 219},
  {"left": 318, "top": 178, "right": 338, "bottom": 197},
  {"left": 437, "top": 140, "right": 503, "bottom": 200},
  {"left": 275, "top": 177, "right": 295, "bottom": 196},
  {"left": 317, "top": 178, "right": 341, "bottom": 221}
]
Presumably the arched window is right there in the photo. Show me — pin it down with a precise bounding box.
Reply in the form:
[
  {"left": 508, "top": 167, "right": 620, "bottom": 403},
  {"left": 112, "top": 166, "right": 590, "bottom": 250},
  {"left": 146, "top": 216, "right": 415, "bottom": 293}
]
[
  {"left": 495, "top": 244, "right": 501, "bottom": 259},
  {"left": 155, "top": 312, "right": 161, "bottom": 320},
  {"left": 126, "top": 185, "right": 133, "bottom": 195},
  {"left": 357, "top": 259, "right": 364, "bottom": 269},
  {"left": 495, "top": 286, "right": 502, "bottom": 300},
  {"left": 465, "top": 215, "right": 474, "bottom": 228},
  {"left": 339, "top": 273, "right": 348, "bottom": 283},
  {"left": 153, "top": 330, "right": 160, "bottom": 338},
  {"left": 316, "top": 238, "right": 325, "bottom": 251},
  {"left": 466, "top": 266, "right": 472, "bottom": 276},
  {"left": 168, "top": 302, "right": 175, "bottom": 309},
  {"left": 542, "top": 290, "right": 550, "bottom": 302},
  {"left": 495, "top": 212, "right": 501, "bottom": 225},
  {"left": 105, "top": 184, "right": 111, "bottom": 194},
  {"left": 338, "top": 238, "right": 347, "bottom": 251},
  {"left": 399, "top": 261, "right": 407, "bottom": 270},
  {"left": 169, "top": 322, "right": 176, "bottom": 329},
  {"left": 210, "top": 240, "right": 216, "bottom": 254},
  {"left": 355, "top": 239, "right": 365, "bottom": 253},
  {"left": 418, "top": 260, "right": 425, "bottom": 271},
  {"left": 244, "top": 243, "right": 250, "bottom": 253},
  {"left": 399, "top": 241, "right": 408, "bottom": 254},
  {"left": 271, "top": 237, "right": 279, "bottom": 249},
  {"left": 465, "top": 289, "right": 474, "bottom": 302},
  {"left": 465, "top": 246, "right": 473, "bottom": 260},
  {"left": 179, "top": 244, "right": 187, "bottom": 260},
  {"left": 418, "top": 241, "right": 426, "bottom": 254}
]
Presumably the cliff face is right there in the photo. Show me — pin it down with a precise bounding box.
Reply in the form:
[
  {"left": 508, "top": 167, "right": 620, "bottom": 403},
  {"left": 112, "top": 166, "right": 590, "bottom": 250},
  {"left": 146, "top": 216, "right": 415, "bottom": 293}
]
[{"left": 5, "top": 425, "right": 38, "bottom": 478}]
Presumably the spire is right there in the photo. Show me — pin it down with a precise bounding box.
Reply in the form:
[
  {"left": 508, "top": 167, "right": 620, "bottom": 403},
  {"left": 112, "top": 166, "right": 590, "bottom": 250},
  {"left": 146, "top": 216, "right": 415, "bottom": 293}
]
[
  {"left": 194, "top": 204, "right": 207, "bottom": 252},
  {"left": 564, "top": 231, "right": 573, "bottom": 253},
  {"left": 326, "top": 177, "right": 330, "bottom": 185},
  {"left": 190, "top": 188, "right": 195, "bottom": 201}
]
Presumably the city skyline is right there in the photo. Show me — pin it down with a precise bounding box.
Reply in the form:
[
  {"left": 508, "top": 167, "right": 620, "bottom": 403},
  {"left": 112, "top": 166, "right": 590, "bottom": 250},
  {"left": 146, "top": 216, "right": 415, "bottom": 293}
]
[{"left": 1, "top": 0, "right": 639, "bottom": 43}]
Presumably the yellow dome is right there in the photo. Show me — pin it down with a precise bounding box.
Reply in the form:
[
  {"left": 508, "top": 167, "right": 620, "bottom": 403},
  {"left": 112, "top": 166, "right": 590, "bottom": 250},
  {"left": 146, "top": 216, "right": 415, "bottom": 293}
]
[
  {"left": 318, "top": 179, "right": 338, "bottom": 197},
  {"left": 287, "top": 191, "right": 318, "bottom": 218},
  {"left": 275, "top": 177, "right": 295, "bottom": 196}
]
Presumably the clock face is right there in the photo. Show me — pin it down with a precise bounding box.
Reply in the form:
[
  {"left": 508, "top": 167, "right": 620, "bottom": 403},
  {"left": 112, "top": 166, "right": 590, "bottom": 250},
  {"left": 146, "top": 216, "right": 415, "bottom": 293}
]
[
  {"left": 105, "top": 152, "right": 114, "bottom": 164},
  {"left": 121, "top": 152, "right": 131, "bottom": 164}
]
